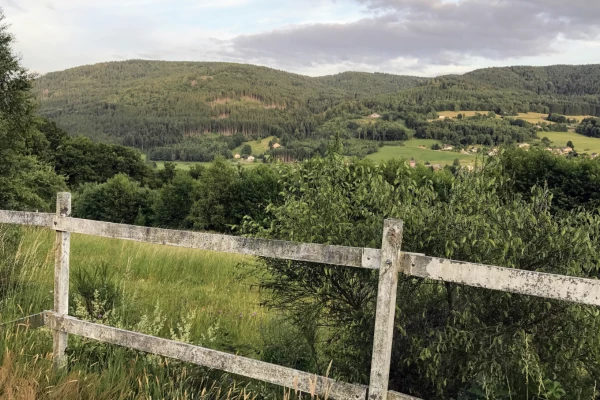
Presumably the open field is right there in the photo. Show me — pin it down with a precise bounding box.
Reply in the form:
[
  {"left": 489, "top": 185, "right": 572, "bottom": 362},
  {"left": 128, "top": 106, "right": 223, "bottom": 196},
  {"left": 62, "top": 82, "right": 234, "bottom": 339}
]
[
  {"left": 539, "top": 131, "right": 600, "bottom": 154},
  {"left": 516, "top": 112, "right": 593, "bottom": 124},
  {"left": 232, "top": 136, "right": 276, "bottom": 156},
  {"left": 366, "top": 139, "right": 477, "bottom": 165},
  {"left": 436, "top": 111, "right": 594, "bottom": 124}
]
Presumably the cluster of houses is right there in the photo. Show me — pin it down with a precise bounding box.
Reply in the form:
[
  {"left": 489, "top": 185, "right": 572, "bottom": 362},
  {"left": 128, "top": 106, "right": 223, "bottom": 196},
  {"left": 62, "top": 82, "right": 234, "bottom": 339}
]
[
  {"left": 545, "top": 146, "right": 573, "bottom": 155},
  {"left": 233, "top": 154, "right": 255, "bottom": 162}
]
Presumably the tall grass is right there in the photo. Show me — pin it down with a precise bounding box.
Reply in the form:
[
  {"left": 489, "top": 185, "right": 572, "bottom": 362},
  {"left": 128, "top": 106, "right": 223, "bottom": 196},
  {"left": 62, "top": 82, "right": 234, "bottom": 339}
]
[{"left": 0, "top": 225, "right": 319, "bottom": 399}]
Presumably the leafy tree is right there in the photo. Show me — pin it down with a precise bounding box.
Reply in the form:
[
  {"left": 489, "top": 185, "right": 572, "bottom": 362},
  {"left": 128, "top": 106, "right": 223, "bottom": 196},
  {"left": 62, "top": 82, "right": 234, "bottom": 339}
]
[
  {"left": 541, "top": 137, "right": 551, "bottom": 147},
  {"left": 241, "top": 144, "right": 252, "bottom": 156},
  {"left": 73, "top": 174, "right": 154, "bottom": 224},
  {"left": 243, "top": 152, "right": 600, "bottom": 399},
  {"left": 499, "top": 147, "right": 600, "bottom": 212},
  {"left": 567, "top": 140, "right": 574, "bottom": 148},
  {"left": 0, "top": 12, "right": 66, "bottom": 211},
  {"left": 157, "top": 162, "right": 177, "bottom": 184},
  {"left": 153, "top": 172, "right": 198, "bottom": 229}
]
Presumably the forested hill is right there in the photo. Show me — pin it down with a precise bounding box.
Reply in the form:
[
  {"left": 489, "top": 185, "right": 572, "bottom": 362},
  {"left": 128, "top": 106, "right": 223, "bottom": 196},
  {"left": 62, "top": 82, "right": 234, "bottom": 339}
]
[
  {"left": 34, "top": 60, "right": 600, "bottom": 149},
  {"left": 463, "top": 64, "right": 600, "bottom": 96},
  {"left": 34, "top": 60, "right": 422, "bottom": 147}
]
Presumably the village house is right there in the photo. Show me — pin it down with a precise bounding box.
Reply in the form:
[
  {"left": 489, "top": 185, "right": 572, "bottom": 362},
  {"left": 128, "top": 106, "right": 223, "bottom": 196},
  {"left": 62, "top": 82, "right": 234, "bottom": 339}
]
[
  {"left": 368, "top": 113, "right": 381, "bottom": 119},
  {"left": 518, "top": 143, "right": 530, "bottom": 149},
  {"left": 409, "top": 158, "right": 416, "bottom": 168},
  {"left": 438, "top": 115, "right": 446, "bottom": 120},
  {"left": 272, "top": 143, "right": 281, "bottom": 149},
  {"left": 562, "top": 146, "right": 573, "bottom": 154},
  {"left": 442, "top": 144, "right": 454, "bottom": 151},
  {"left": 488, "top": 148, "right": 499, "bottom": 157},
  {"left": 234, "top": 154, "right": 241, "bottom": 159},
  {"left": 591, "top": 153, "right": 598, "bottom": 159},
  {"left": 247, "top": 155, "right": 255, "bottom": 162},
  {"left": 432, "top": 164, "right": 443, "bottom": 171}
]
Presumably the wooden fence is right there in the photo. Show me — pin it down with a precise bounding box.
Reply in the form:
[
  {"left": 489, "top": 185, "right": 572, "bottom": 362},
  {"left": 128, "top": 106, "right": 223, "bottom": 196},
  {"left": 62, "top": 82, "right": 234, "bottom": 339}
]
[{"left": 2, "top": 192, "right": 600, "bottom": 400}]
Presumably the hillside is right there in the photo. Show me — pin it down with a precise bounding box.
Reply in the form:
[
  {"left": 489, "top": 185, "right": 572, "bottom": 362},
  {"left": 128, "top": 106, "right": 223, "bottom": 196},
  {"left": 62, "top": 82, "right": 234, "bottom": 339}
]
[
  {"left": 34, "top": 60, "right": 422, "bottom": 147},
  {"left": 34, "top": 61, "right": 600, "bottom": 150},
  {"left": 464, "top": 64, "right": 600, "bottom": 96}
]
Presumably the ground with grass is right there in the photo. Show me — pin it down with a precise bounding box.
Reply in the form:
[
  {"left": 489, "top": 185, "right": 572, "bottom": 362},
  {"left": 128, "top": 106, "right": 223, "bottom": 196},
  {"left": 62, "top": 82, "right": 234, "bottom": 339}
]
[
  {"left": 0, "top": 225, "right": 306, "bottom": 399},
  {"left": 231, "top": 136, "right": 276, "bottom": 157},
  {"left": 366, "top": 139, "right": 477, "bottom": 165},
  {"left": 537, "top": 131, "right": 600, "bottom": 154},
  {"left": 436, "top": 111, "right": 594, "bottom": 124}
]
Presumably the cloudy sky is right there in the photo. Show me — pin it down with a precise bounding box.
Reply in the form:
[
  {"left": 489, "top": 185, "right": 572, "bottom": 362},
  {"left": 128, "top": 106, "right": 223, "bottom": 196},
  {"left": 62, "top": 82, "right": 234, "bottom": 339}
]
[{"left": 2, "top": 0, "right": 600, "bottom": 77}]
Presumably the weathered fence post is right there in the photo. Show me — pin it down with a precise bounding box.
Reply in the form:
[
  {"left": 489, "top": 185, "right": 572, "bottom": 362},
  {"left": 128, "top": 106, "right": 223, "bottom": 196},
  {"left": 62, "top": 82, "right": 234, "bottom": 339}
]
[
  {"left": 53, "top": 192, "right": 71, "bottom": 369},
  {"left": 368, "top": 219, "right": 403, "bottom": 400}
]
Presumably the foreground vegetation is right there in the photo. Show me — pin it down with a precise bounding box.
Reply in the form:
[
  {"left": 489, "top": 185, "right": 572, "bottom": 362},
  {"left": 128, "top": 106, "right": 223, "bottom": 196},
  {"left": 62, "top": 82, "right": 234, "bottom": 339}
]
[{"left": 0, "top": 225, "right": 322, "bottom": 399}]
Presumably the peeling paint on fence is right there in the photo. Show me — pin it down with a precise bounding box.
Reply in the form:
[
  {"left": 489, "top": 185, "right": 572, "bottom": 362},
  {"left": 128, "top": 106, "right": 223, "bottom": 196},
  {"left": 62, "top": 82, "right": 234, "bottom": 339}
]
[
  {"left": 53, "top": 217, "right": 383, "bottom": 269},
  {"left": 404, "top": 254, "right": 600, "bottom": 306},
  {"left": 0, "top": 211, "right": 54, "bottom": 227},
  {"left": 44, "top": 312, "right": 368, "bottom": 400}
]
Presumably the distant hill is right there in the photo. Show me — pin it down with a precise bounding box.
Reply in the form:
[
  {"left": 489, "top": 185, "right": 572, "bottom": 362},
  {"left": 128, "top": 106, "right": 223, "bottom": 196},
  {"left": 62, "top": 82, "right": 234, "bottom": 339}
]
[
  {"left": 33, "top": 61, "right": 600, "bottom": 149},
  {"left": 34, "top": 60, "right": 422, "bottom": 148},
  {"left": 463, "top": 64, "right": 600, "bottom": 96}
]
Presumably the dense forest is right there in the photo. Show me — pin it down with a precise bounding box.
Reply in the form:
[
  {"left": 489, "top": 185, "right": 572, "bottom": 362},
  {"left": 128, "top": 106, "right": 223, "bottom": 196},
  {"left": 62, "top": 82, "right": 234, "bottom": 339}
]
[{"left": 34, "top": 61, "right": 600, "bottom": 160}]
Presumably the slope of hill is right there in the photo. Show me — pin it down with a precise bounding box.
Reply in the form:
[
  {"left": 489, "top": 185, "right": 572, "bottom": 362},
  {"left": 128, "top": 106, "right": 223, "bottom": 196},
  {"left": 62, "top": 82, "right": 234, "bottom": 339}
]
[
  {"left": 34, "top": 60, "right": 422, "bottom": 148},
  {"left": 34, "top": 61, "right": 600, "bottom": 150},
  {"left": 464, "top": 64, "right": 600, "bottom": 96}
]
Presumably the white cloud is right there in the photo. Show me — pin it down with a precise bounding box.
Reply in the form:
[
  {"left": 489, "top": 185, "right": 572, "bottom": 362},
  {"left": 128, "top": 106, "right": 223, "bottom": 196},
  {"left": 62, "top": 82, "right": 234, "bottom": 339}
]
[{"left": 1, "top": 0, "right": 599, "bottom": 76}]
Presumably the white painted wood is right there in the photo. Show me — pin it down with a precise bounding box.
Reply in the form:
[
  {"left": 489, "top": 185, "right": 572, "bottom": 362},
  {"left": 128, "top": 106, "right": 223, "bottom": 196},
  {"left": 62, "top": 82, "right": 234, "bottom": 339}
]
[
  {"left": 369, "top": 219, "right": 404, "bottom": 400},
  {"left": 0, "top": 210, "right": 54, "bottom": 227},
  {"left": 52, "top": 193, "right": 71, "bottom": 370},
  {"left": 44, "top": 312, "right": 368, "bottom": 400},
  {"left": 403, "top": 253, "right": 600, "bottom": 306},
  {"left": 53, "top": 217, "right": 382, "bottom": 269}
]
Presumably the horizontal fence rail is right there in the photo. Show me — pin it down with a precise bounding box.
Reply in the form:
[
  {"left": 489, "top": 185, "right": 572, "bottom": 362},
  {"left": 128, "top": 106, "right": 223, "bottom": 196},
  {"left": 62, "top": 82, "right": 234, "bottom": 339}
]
[
  {"left": 41, "top": 311, "right": 420, "bottom": 400},
  {"left": 3, "top": 210, "right": 600, "bottom": 307},
  {"left": 2, "top": 197, "right": 600, "bottom": 400}
]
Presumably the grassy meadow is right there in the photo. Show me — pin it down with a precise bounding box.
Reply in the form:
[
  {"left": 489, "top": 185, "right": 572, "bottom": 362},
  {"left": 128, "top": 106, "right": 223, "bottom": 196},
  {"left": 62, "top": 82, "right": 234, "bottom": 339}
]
[
  {"left": 0, "top": 225, "right": 311, "bottom": 399},
  {"left": 538, "top": 131, "right": 600, "bottom": 154},
  {"left": 231, "top": 136, "right": 276, "bottom": 156},
  {"left": 437, "top": 110, "right": 594, "bottom": 124},
  {"left": 366, "top": 139, "right": 477, "bottom": 165}
]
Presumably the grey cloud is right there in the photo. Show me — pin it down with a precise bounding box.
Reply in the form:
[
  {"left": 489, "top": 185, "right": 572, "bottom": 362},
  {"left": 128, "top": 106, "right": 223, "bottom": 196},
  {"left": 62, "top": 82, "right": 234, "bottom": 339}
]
[{"left": 224, "top": 0, "right": 600, "bottom": 68}]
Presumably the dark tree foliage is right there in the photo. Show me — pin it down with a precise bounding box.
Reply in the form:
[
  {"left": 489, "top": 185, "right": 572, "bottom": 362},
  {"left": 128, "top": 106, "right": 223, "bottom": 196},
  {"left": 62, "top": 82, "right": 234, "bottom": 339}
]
[
  {"left": 576, "top": 117, "right": 600, "bottom": 138},
  {"left": 243, "top": 152, "right": 600, "bottom": 399},
  {"left": 0, "top": 12, "right": 66, "bottom": 211},
  {"left": 499, "top": 147, "right": 600, "bottom": 212},
  {"left": 415, "top": 115, "right": 534, "bottom": 146},
  {"left": 149, "top": 136, "right": 233, "bottom": 162},
  {"left": 33, "top": 60, "right": 423, "bottom": 148}
]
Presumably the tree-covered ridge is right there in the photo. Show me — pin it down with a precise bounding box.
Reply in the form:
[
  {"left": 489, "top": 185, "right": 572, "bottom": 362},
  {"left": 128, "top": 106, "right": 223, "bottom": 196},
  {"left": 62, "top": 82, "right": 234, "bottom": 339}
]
[
  {"left": 464, "top": 64, "right": 600, "bottom": 96},
  {"left": 34, "top": 60, "right": 600, "bottom": 153},
  {"left": 34, "top": 60, "right": 423, "bottom": 148}
]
